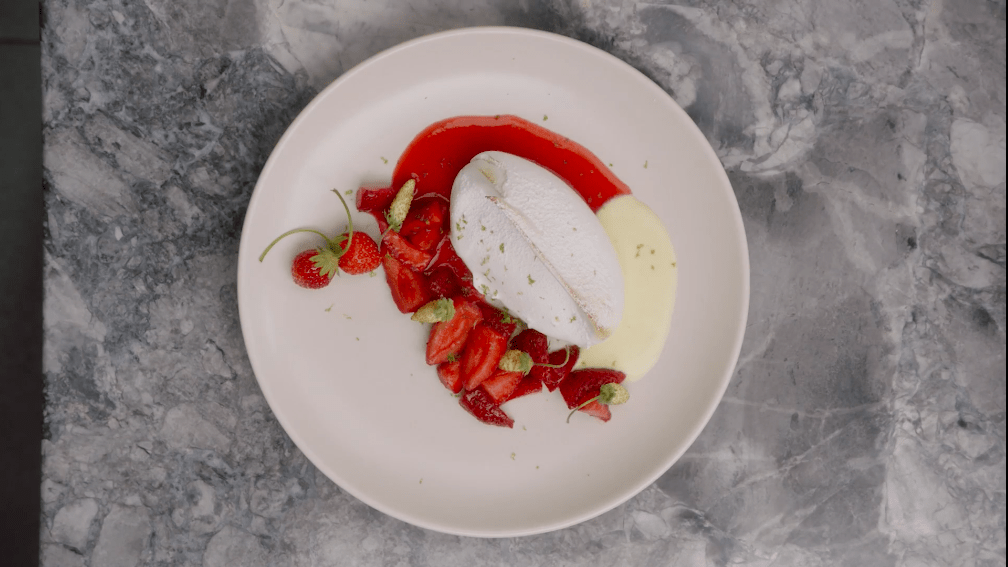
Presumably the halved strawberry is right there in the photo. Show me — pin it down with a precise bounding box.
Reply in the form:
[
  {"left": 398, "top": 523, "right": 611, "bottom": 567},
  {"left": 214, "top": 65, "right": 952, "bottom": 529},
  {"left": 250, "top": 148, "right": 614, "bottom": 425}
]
[
  {"left": 382, "top": 254, "right": 432, "bottom": 313},
  {"left": 355, "top": 186, "right": 398, "bottom": 223},
  {"left": 436, "top": 360, "right": 463, "bottom": 393},
  {"left": 382, "top": 230, "right": 433, "bottom": 272},
  {"left": 426, "top": 266, "right": 463, "bottom": 299},
  {"left": 480, "top": 369, "right": 524, "bottom": 404},
  {"left": 511, "top": 328, "right": 548, "bottom": 375},
  {"left": 400, "top": 198, "right": 449, "bottom": 252},
  {"left": 461, "top": 323, "right": 510, "bottom": 391},
  {"left": 425, "top": 236, "right": 473, "bottom": 284},
  {"left": 559, "top": 368, "right": 626, "bottom": 410},
  {"left": 576, "top": 399, "right": 612, "bottom": 422},
  {"left": 542, "top": 345, "right": 580, "bottom": 391},
  {"left": 505, "top": 374, "right": 543, "bottom": 402},
  {"left": 476, "top": 302, "right": 519, "bottom": 340},
  {"left": 426, "top": 298, "right": 483, "bottom": 365},
  {"left": 459, "top": 388, "right": 514, "bottom": 428}
]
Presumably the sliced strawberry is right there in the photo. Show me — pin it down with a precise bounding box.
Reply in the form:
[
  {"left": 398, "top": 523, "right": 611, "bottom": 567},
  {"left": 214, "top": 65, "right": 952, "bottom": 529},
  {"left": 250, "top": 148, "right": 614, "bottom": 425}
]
[
  {"left": 382, "top": 230, "right": 433, "bottom": 272},
  {"left": 400, "top": 199, "right": 449, "bottom": 252},
  {"left": 461, "top": 323, "right": 510, "bottom": 391},
  {"left": 436, "top": 360, "right": 463, "bottom": 394},
  {"left": 559, "top": 368, "right": 626, "bottom": 410},
  {"left": 505, "top": 373, "right": 543, "bottom": 401},
  {"left": 476, "top": 302, "right": 519, "bottom": 340},
  {"left": 480, "top": 369, "right": 524, "bottom": 404},
  {"left": 400, "top": 219, "right": 440, "bottom": 251},
  {"left": 577, "top": 399, "right": 612, "bottom": 422},
  {"left": 336, "top": 232, "right": 381, "bottom": 275},
  {"left": 356, "top": 186, "right": 398, "bottom": 214},
  {"left": 426, "top": 298, "right": 483, "bottom": 365},
  {"left": 413, "top": 198, "right": 448, "bottom": 226},
  {"left": 541, "top": 345, "right": 580, "bottom": 392},
  {"left": 426, "top": 266, "right": 463, "bottom": 299},
  {"left": 511, "top": 329, "right": 548, "bottom": 359},
  {"left": 425, "top": 236, "right": 470, "bottom": 275},
  {"left": 382, "top": 254, "right": 432, "bottom": 313},
  {"left": 356, "top": 186, "right": 398, "bottom": 232},
  {"left": 459, "top": 388, "right": 514, "bottom": 428},
  {"left": 502, "top": 328, "right": 548, "bottom": 401},
  {"left": 511, "top": 327, "right": 548, "bottom": 375}
]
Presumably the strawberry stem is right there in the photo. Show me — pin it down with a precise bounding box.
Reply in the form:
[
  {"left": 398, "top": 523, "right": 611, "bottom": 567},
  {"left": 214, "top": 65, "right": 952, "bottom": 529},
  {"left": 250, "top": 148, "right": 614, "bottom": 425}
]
[
  {"left": 535, "top": 347, "right": 571, "bottom": 369},
  {"left": 259, "top": 190, "right": 357, "bottom": 263},
  {"left": 259, "top": 228, "right": 335, "bottom": 262},
  {"left": 567, "top": 395, "right": 600, "bottom": 423},
  {"left": 330, "top": 189, "right": 353, "bottom": 253}
]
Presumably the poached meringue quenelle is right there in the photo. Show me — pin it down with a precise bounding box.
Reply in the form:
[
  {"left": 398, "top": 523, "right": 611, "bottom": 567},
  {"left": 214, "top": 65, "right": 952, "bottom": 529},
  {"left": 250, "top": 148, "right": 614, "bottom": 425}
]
[{"left": 450, "top": 151, "right": 625, "bottom": 347}]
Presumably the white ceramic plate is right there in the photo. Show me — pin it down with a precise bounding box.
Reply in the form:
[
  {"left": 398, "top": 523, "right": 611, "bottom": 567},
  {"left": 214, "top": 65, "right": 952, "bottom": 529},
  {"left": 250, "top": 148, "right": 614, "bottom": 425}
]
[{"left": 237, "top": 27, "right": 748, "bottom": 537}]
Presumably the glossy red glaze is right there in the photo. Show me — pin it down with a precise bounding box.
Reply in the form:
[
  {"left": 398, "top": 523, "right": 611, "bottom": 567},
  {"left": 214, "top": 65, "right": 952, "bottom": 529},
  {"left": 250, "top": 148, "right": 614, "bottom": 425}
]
[{"left": 391, "top": 115, "right": 630, "bottom": 212}]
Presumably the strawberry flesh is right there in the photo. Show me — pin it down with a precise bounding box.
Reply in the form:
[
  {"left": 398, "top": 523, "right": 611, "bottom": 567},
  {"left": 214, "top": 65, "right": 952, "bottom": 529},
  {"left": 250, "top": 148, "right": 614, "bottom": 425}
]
[
  {"left": 356, "top": 186, "right": 398, "bottom": 232},
  {"left": 425, "top": 236, "right": 473, "bottom": 282},
  {"left": 541, "top": 345, "right": 580, "bottom": 392},
  {"left": 506, "top": 373, "right": 543, "bottom": 402},
  {"left": 459, "top": 388, "right": 514, "bottom": 428},
  {"left": 511, "top": 328, "right": 548, "bottom": 378},
  {"left": 400, "top": 198, "right": 449, "bottom": 252},
  {"left": 461, "top": 323, "right": 509, "bottom": 391},
  {"left": 382, "top": 230, "right": 433, "bottom": 272},
  {"left": 577, "top": 399, "right": 612, "bottom": 422},
  {"left": 476, "top": 302, "right": 519, "bottom": 340},
  {"left": 436, "top": 360, "right": 463, "bottom": 393},
  {"left": 480, "top": 369, "right": 524, "bottom": 404},
  {"left": 425, "top": 266, "right": 464, "bottom": 299},
  {"left": 426, "top": 298, "right": 483, "bottom": 365},
  {"left": 559, "top": 368, "right": 626, "bottom": 410},
  {"left": 356, "top": 186, "right": 398, "bottom": 214},
  {"left": 382, "top": 254, "right": 432, "bottom": 313}
]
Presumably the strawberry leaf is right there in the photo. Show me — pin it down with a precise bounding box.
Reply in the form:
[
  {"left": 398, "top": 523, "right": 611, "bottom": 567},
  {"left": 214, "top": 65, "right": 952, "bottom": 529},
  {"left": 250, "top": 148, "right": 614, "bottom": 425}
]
[{"left": 310, "top": 247, "right": 342, "bottom": 279}]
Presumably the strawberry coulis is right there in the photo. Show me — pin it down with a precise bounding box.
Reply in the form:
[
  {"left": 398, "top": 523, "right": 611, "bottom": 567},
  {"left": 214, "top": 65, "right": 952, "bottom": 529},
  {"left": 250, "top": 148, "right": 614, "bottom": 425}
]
[{"left": 390, "top": 114, "right": 631, "bottom": 211}]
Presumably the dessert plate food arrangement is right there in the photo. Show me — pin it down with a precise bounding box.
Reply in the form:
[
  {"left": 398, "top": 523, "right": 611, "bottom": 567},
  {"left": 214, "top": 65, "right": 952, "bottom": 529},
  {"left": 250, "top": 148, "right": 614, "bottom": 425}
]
[{"left": 237, "top": 28, "right": 749, "bottom": 537}]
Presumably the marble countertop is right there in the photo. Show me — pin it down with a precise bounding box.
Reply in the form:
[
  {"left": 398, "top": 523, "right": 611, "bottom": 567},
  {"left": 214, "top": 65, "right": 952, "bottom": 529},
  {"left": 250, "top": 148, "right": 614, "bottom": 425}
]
[{"left": 39, "top": 1, "right": 1005, "bottom": 565}]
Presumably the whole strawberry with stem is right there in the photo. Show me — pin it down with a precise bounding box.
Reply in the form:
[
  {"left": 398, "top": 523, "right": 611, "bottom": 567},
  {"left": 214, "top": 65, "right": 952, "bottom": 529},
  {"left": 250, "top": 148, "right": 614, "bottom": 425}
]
[{"left": 259, "top": 190, "right": 381, "bottom": 288}]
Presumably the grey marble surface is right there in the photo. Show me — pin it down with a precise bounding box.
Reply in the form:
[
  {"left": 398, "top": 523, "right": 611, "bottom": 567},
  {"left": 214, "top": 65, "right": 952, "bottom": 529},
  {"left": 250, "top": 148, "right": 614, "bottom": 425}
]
[{"left": 39, "top": 0, "right": 1005, "bottom": 565}]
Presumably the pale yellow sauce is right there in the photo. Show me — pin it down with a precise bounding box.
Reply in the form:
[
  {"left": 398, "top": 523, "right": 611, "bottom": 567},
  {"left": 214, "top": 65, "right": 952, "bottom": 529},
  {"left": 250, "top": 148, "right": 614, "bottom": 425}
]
[{"left": 577, "top": 195, "right": 678, "bottom": 381}]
